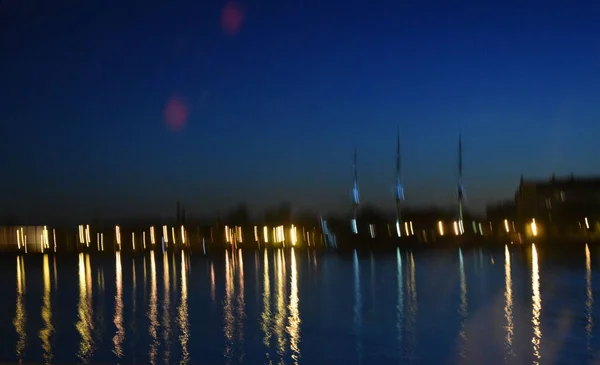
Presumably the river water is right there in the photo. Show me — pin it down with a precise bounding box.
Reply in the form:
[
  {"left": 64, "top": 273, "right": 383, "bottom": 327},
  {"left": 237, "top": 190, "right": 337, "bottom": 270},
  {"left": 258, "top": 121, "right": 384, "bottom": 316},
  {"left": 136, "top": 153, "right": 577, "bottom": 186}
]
[{"left": 1, "top": 245, "right": 599, "bottom": 365}]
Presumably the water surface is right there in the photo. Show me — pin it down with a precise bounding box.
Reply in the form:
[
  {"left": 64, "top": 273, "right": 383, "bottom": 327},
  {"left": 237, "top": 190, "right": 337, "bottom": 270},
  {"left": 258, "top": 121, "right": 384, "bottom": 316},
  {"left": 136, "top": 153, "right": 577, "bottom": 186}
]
[{"left": 2, "top": 245, "right": 600, "bottom": 364}]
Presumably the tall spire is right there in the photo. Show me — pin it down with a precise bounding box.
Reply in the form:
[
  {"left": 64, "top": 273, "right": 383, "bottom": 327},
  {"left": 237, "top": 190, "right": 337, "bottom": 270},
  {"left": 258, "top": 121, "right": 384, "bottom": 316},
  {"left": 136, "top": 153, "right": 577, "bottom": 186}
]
[
  {"left": 458, "top": 131, "right": 462, "bottom": 178},
  {"left": 395, "top": 129, "right": 405, "bottom": 237},
  {"left": 396, "top": 128, "right": 401, "bottom": 179},
  {"left": 457, "top": 129, "right": 465, "bottom": 233},
  {"left": 351, "top": 146, "right": 359, "bottom": 233}
]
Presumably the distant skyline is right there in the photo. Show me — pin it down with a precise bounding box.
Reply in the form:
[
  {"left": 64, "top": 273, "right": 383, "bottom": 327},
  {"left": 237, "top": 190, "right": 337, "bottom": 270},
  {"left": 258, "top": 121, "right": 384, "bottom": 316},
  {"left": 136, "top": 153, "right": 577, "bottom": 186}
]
[{"left": 2, "top": 1, "right": 600, "bottom": 221}]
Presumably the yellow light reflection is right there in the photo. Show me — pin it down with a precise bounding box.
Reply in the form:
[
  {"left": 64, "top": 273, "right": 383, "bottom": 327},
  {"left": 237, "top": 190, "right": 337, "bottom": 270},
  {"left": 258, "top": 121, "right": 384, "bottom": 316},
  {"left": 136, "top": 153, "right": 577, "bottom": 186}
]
[
  {"left": 163, "top": 253, "right": 172, "bottom": 364},
  {"left": 585, "top": 244, "right": 593, "bottom": 355},
  {"left": 504, "top": 245, "right": 514, "bottom": 358},
  {"left": 287, "top": 248, "right": 301, "bottom": 363},
  {"left": 261, "top": 250, "right": 272, "bottom": 349},
  {"left": 148, "top": 252, "right": 159, "bottom": 365},
  {"left": 453, "top": 221, "right": 459, "bottom": 236},
  {"left": 236, "top": 249, "right": 246, "bottom": 358},
  {"left": 263, "top": 226, "right": 269, "bottom": 243},
  {"left": 40, "top": 255, "right": 54, "bottom": 364},
  {"left": 178, "top": 251, "right": 190, "bottom": 365},
  {"left": 132, "top": 259, "right": 136, "bottom": 325},
  {"left": 504, "top": 219, "right": 510, "bottom": 233},
  {"left": 531, "top": 219, "right": 538, "bottom": 237},
  {"left": 438, "top": 221, "right": 444, "bottom": 236},
  {"left": 531, "top": 244, "right": 542, "bottom": 364},
  {"left": 113, "top": 252, "right": 124, "bottom": 359},
  {"left": 76, "top": 253, "right": 94, "bottom": 364},
  {"left": 14, "top": 256, "right": 26, "bottom": 364}
]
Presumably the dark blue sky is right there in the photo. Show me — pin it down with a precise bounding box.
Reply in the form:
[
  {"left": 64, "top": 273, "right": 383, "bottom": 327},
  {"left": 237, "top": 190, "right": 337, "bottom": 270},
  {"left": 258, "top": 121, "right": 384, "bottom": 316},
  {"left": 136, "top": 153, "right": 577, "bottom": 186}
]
[{"left": 1, "top": 0, "right": 600, "bottom": 221}]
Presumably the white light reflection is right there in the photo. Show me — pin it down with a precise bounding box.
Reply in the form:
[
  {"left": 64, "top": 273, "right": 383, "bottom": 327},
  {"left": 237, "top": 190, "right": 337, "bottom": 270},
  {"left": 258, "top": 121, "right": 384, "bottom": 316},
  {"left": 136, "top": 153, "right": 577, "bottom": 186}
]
[
  {"left": 458, "top": 248, "right": 468, "bottom": 363},
  {"left": 406, "top": 252, "right": 417, "bottom": 360},
  {"left": 148, "top": 252, "right": 159, "bottom": 365},
  {"left": 353, "top": 250, "right": 363, "bottom": 364},
  {"left": 113, "top": 252, "right": 124, "bottom": 359},
  {"left": 531, "top": 244, "right": 542, "bottom": 365},
  {"left": 287, "top": 248, "right": 301, "bottom": 364},
  {"left": 261, "top": 249, "right": 272, "bottom": 354},
  {"left": 370, "top": 253, "right": 376, "bottom": 307},
  {"left": 14, "top": 256, "right": 26, "bottom": 364},
  {"left": 504, "top": 245, "right": 514, "bottom": 359},
  {"left": 40, "top": 254, "right": 53, "bottom": 365},
  {"left": 178, "top": 251, "right": 190, "bottom": 365},
  {"left": 396, "top": 248, "right": 403, "bottom": 354},
  {"left": 586, "top": 244, "right": 593, "bottom": 357}
]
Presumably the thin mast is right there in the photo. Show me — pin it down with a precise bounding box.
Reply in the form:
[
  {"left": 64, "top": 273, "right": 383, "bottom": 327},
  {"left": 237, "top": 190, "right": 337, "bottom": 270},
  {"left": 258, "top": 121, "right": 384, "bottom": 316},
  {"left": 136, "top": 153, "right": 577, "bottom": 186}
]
[
  {"left": 351, "top": 147, "right": 359, "bottom": 233},
  {"left": 457, "top": 130, "right": 464, "bottom": 232},
  {"left": 395, "top": 129, "right": 404, "bottom": 232}
]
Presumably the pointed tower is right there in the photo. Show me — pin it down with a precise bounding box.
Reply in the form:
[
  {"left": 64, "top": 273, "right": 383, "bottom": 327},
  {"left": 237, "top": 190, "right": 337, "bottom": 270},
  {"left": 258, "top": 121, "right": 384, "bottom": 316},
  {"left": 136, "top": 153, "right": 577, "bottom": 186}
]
[
  {"left": 395, "top": 129, "right": 405, "bottom": 236},
  {"left": 457, "top": 131, "right": 465, "bottom": 234},
  {"left": 351, "top": 147, "right": 360, "bottom": 234}
]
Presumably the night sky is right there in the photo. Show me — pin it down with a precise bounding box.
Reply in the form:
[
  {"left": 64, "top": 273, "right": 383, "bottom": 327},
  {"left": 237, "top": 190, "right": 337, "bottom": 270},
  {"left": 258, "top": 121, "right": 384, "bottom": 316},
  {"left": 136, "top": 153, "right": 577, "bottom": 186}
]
[{"left": 1, "top": 0, "right": 600, "bottom": 222}]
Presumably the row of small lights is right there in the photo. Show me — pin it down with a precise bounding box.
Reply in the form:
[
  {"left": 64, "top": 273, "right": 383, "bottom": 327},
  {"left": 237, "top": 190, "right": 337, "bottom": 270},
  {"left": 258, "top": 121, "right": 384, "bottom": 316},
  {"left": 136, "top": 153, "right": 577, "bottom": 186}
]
[
  {"left": 225, "top": 224, "right": 301, "bottom": 246},
  {"left": 503, "top": 218, "right": 538, "bottom": 236},
  {"left": 78, "top": 225, "right": 187, "bottom": 252},
  {"left": 16, "top": 226, "right": 55, "bottom": 253}
]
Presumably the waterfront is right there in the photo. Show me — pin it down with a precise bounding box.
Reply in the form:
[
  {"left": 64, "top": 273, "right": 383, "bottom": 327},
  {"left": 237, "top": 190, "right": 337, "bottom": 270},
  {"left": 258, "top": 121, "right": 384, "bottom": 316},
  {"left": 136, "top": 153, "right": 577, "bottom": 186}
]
[{"left": 2, "top": 245, "right": 600, "bottom": 364}]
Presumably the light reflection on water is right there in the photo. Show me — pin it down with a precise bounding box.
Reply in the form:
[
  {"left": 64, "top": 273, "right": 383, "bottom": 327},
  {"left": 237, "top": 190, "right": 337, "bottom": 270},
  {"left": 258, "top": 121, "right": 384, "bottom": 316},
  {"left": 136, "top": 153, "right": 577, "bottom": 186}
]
[
  {"left": 585, "top": 244, "right": 593, "bottom": 358},
  {"left": 76, "top": 253, "right": 94, "bottom": 364},
  {"left": 113, "top": 252, "right": 124, "bottom": 359},
  {"left": 40, "top": 254, "right": 53, "bottom": 365},
  {"left": 14, "top": 256, "right": 26, "bottom": 365},
  {"left": 458, "top": 248, "right": 468, "bottom": 363},
  {"left": 2, "top": 247, "right": 600, "bottom": 364},
  {"left": 148, "top": 251, "right": 159, "bottom": 365},
  {"left": 504, "top": 245, "right": 514, "bottom": 360},
  {"left": 531, "top": 244, "right": 542, "bottom": 365}
]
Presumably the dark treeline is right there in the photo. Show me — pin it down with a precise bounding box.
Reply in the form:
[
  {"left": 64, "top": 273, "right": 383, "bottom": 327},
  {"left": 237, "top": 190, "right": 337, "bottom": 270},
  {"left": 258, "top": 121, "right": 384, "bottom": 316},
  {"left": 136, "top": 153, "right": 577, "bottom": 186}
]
[{"left": 0, "top": 201, "right": 484, "bottom": 229}]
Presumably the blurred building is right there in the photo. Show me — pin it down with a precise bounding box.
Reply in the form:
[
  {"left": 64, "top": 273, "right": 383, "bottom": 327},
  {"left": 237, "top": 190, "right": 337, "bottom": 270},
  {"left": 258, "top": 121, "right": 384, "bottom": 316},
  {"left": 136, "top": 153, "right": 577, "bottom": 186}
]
[
  {"left": 486, "top": 200, "right": 516, "bottom": 222},
  {"left": 515, "top": 174, "right": 600, "bottom": 232}
]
